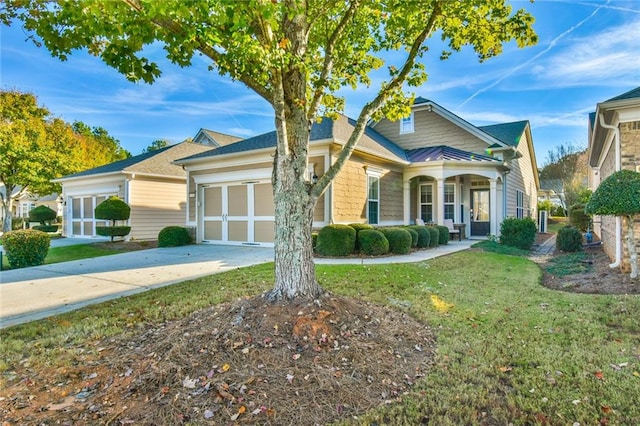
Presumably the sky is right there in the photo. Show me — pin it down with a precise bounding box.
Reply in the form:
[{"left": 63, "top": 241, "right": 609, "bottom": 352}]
[{"left": 1, "top": 0, "right": 639, "bottom": 165}]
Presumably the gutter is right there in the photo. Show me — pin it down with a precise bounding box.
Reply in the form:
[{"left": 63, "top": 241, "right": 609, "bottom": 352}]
[{"left": 598, "top": 113, "right": 621, "bottom": 269}]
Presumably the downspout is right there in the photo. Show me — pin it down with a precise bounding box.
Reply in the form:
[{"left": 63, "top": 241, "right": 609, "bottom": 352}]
[{"left": 598, "top": 113, "right": 621, "bottom": 268}]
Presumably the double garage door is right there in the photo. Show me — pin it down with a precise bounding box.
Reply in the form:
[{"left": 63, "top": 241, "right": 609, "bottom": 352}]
[{"left": 201, "top": 181, "right": 275, "bottom": 245}]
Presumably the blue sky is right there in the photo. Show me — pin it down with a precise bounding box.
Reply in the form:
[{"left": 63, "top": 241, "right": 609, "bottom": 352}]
[{"left": 1, "top": 0, "right": 639, "bottom": 165}]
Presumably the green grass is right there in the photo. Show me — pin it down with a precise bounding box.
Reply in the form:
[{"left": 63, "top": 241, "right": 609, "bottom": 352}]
[
  {"left": 1, "top": 243, "right": 121, "bottom": 270},
  {"left": 1, "top": 251, "right": 639, "bottom": 425},
  {"left": 545, "top": 251, "right": 593, "bottom": 277},
  {"left": 471, "top": 239, "right": 531, "bottom": 256},
  {"left": 547, "top": 216, "right": 568, "bottom": 234}
]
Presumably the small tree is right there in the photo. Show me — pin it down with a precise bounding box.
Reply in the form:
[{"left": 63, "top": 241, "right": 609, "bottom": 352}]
[
  {"left": 95, "top": 196, "right": 131, "bottom": 242},
  {"left": 29, "top": 204, "right": 58, "bottom": 232},
  {"left": 585, "top": 169, "right": 640, "bottom": 279}
]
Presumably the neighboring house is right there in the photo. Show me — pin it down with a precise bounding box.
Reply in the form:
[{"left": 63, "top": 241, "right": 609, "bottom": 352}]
[
  {"left": 192, "top": 128, "right": 243, "bottom": 147},
  {"left": 53, "top": 142, "right": 216, "bottom": 240},
  {"left": 175, "top": 98, "right": 539, "bottom": 247},
  {"left": 588, "top": 86, "right": 640, "bottom": 271},
  {"left": 0, "top": 184, "right": 61, "bottom": 225}
]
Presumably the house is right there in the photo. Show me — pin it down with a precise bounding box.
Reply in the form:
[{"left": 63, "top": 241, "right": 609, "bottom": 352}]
[
  {"left": 0, "top": 184, "right": 61, "bottom": 230},
  {"left": 588, "top": 86, "right": 640, "bottom": 271},
  {"left": 53, "top": 141, "right": 220, "bottom": 240},
  {"left": 175, "top": 98, "right": 539, "bottom": 247}
]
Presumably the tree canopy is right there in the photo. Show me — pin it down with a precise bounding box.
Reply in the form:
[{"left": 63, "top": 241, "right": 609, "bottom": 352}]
[
  {"left": 538, "top": 142, "right": 588, "bottom": 211},
  {"left": 142, "top": 139, "right": 170, "bottom": 153},
  {"left": 2, "top": 1, "right": 538, "bottom": 298},
  {"left": 0, "top": 89, "right": 129, "bottom": 232}
]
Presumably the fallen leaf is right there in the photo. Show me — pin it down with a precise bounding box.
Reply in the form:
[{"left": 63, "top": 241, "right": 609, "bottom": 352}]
[
  {"left": 498, "top": 366, "right": 512, "bottom": 373},
  {"left": 601, "top": 406, "right": 612, "bottom": 414},
  {"left": 47, "top": 396, "right": 75, "bottom": 411},
  {"left": 292, "top": 353, "right": 301, "bottom": 360},
  {"left": 594, "top": 371, "right": 604, "bottom": 380},
  {"left": 286, "top": 373, "right": 294, "bottom": 383},
  {"left": 220, "top": 364, "right": 230, "bottom": 373},
  {"left": 238, "top": 406, "right": 246, "bottom": 414},
  {"left": 182, "top": 376, "right": 197, "bottom": 389}
]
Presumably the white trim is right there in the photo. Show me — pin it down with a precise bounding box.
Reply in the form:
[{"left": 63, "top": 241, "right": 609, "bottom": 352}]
[
  {"left": 400, "top": 112, "right": 414, "bottom": 134},
  {"left": 366, "top": 172, "right": 380, "bottom": 225},
  {"left": 64, "top": 185, "right": 120, "bottom": 197},
  {"left": 193, "top": 168, "right": 272, "bottom": 185}
]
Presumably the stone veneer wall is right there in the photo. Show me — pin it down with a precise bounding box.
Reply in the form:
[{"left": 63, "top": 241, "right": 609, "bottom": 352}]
[{"left": 619, "top": 121, "right": 640, "bottom": 273}]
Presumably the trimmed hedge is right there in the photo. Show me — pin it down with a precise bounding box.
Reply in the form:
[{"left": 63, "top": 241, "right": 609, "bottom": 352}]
[
  {"left": 29, "top": 205, "right": 57, "bottom": 225},
  {"left": 348, "top": 223, "right": 374, "bottom": 251},
  {"left": 569, "top": 203, "right": 590, "bottom": 232},
  {"left": 32, "top": 225, "right": 59, "bottom": 233},
  {"left": 408, "top": 225, "right": 430, "bottom": 248},
  {"left": 426, "top": 226, "right": 439, "bottom": 248},
  {"left": 2, "top": 229, "right": 50, "bottom": 269},
  {"left": 436, "top": 225, "right": 450, "bottom": 245},
  {"left": 380, "top": 227, "right": 412, "bottom": 255},
  {"left": 158, "top": 226, "right": 192, "bottom": 247},
  {"left": 96, "top": 226, "right": 131, "bottom": 239},
  {"left": 95, "top": 197, "right": 131, "bottom": 221},
  {"left": 316, "top": 224, "right": 356, "bottom": 256},
  {"left": 557, "top": 225, "right": 583, "bottom": 252},
  {"left": 405, "top": 227, "right": 419, "bottom": 248},
  {"left": 499, "top": 217, "right": 537, "bottom": 250},
  {"left": 359, "top": 229, "right": 389, "bottom": 256}
]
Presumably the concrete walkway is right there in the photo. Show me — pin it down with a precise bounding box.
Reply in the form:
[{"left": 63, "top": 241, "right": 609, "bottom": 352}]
[{"left": 0, "top": 239, "right": 474, "bottom": 329}]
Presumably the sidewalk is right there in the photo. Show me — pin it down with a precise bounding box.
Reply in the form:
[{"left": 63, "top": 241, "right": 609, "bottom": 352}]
[{"left": 0, "top": 240, "right": 474, "bottom": 329}]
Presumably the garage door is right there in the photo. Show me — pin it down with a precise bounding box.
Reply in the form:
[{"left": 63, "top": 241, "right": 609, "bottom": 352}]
[
  {"left": 201, "top": 181, "right": 275, "bottom": 245},
  {"left": 70, "top": 194, "right": 114, "bottom": 237}
]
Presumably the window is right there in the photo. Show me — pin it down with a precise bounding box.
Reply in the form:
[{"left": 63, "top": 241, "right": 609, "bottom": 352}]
[
  {"left": 444, "top": 183, "right": 455, "bottom": 221},
  {"left": 516, "top": 190, "right": 524, "bottom": 219},
  {"left": 400, "top": 112, "right": 414, "bottom": 134},
  {"left": 20, "top": 202, "right": 35, "bottom": 218},
  {"left": 419, "top": 184, "right": 433, "bottom": 223},
  {"left": 367, "top": 175, "right": 379, "bottom": 224}
]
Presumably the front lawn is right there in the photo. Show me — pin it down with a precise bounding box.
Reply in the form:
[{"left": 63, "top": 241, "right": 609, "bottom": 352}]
[
  {"left": 1, "top": 250, "right": 638, "bottom": 424},
  {"left": 1, "top": 244, "right": 121, "bottom": 270}
]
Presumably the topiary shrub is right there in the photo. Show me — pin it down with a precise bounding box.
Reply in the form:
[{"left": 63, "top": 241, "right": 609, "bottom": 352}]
[
  {"left": 29, "top": 205, "right": 57, "bottom": 226},
  {"left": 158, "top": 226, "right": 192, "bottom": 247},
  {"left": 556, "top": 225, "right": 583, "bottom": 253},
  {"left": 32, "top": 224, "right": 59, "bottom": 233},
  {"left": 405, "top": 227, "right": 418, "bottom": 248},
  {"left": 358, "top": 229, "right": 389, "bottom": 256},
  {"left": 2, "top": 229, "right": 50, "bottom": 269},
  {"left": 426, "top": 226, "right": 439, "bottom": 248},
  {"left": 348, "top": 223, "right": 374, "bottom": 251},
  {"left": 96, "top": 226, "right": 131, "bottom": 239},
  {"left": 499, "top": 217, "right": 537, "bottom": 250},
  {"left": 568, "top": 203, "right": 590, "bottom": 232},
  {"left": 408, "top": 225, "right": 430, "bottom": 248},
  {"left": 379, "top": 227, "right": 412, "bottom": 255},
  {"left": 316, "top": 224, "right": 356, "bottom": 256},
  {"left": 312, "top": 232, "right": 318, "bottom": 249},
  {"left": 95, "top": 197, "right": 131, "bottom": 241},
  {"left": 437, "top": 225, "right": 450, "bottom": 245}
]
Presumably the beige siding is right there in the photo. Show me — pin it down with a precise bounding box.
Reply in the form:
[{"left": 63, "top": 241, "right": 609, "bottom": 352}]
[
  {"left": 380, "top": 170, "right": 403, "bottom": 221},
  {"left": 505, "top": 131, "right": 538, "bottom": 219},
  {"left": 310, "top": 155, "right": 326, "bottom": 222},
  {"left": 129, "top": 177, "right": 187, "bottom": 240},
  {"left": 373, "top": 110, "right": 488, "bottom": 153}
]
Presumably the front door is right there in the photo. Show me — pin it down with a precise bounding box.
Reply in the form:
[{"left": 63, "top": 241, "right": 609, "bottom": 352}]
[{"left": 470, "top": 189, "right": 490, "bottom": 237}]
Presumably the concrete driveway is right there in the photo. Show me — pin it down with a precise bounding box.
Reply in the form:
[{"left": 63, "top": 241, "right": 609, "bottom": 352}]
[{"left": 0, "top": 244, "right": 274, "bottom": 329}]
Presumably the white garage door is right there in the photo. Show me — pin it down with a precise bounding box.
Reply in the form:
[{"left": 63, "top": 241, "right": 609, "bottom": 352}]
[
  {"left": 201, "top": 181, "right": 275, "bottom": 245},
  {"left": 70, "top": 194, "right": 114, "bottom": 237}
]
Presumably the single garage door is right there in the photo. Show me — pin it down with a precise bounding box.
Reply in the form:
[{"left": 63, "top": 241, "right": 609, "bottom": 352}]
[
  {"left": 201, "top": 181, "right": 275, "bottom": 245},
  {"left": 70, "top": 194, "right": 115, "bottom": 237}
]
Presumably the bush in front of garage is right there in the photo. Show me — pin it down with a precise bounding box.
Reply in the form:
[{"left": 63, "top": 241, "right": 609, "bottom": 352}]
[
  {"left": 379, "top": 227, "right": 412, "bottom": 255},
  {"left": 316, "top": 224, "right": 356, "bottom": 256},
  {"left": 426, "top": 226, "right": 439, "bottom": 248},
  {"left": 2, "top": 229, "right": 50, "bottom": 269},
  {"left": 158, "top": 226, "right": 192, "bottom": 247},
  {"left": 499, "top": 217, "right": 537, "bottom": 250},
  {"left": 95, "top": 197, "right": 131, "bottom": 241},
  {"left": 436, "top": 225, "right": 450, "bottom": 245},
  {"left": 408, "top": 225, "right": 430, "bottom": 248},
  {"left": 358, "top": 229, "right": 389, "bottom": 256}
]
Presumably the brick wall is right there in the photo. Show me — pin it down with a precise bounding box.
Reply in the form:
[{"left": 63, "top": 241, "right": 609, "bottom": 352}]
[{"left": 619, "top": 121, "right": 640, "bottom": 273}]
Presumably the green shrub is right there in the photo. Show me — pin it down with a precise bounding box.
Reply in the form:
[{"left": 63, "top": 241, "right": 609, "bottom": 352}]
[
  {"left": 11, "top": 217, "right": 24, "bottom": 230},
  {"left": 408, "top": 225, "right": 430, "bottom": 248},
  {"left": 158, "top": 226, "right": 192, "bottom": 247},
  {"left": 2, "top": 229, "right": 50, "bottom": 269},
  {"left": 426, "top": 226, "right": 439, "bottom": 248},
  {"left": 499, "top": 217, "right": 537, "bottom": 250},
  {"left": 358, "top": 229, "right": 389, "bottom": 256},
  {"left": 436, "top": 225, "right": 450, "bottom": 245},
  {"left": 32, "top": 224, "right": 59, "bottom": 233},
  {"left": 29, "top": 205, "right": 57, "bottom": 225},
  {"left": 405, "top": 227, "right": 418, "bottom": 248},
  {"left": 348, "top": 223, "right": 374, "bottom": 251},
  {"left": 556, "top": 226, "right": 583, "bottom": 252},
  {"left": 568, "top": 203, "right": 590, "bottom": 232},
  {"left": 551, "top": 205, "right": 566, "bottom": 217},
  {"left": 95, "top": 197, "right": 131, "bottom": 241},
  {"left": 312, "top": 232, "right": 318, "bottom": 249},
  {"left": 96, "top": 226, "right": 131, "bottom": 238},
  {"left": 379, "top": 227, "right": 412, "bottom": 255},
  {"left": 316, "top": 224, "right": 356, "bottom": 256}
]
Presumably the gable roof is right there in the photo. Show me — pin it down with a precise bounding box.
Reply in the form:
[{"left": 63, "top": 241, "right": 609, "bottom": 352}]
[
  {"left": 55, "top": 142, "right": 213, "bottom": 182},
  {"left": 193, "top": 128, "right": 243, "bottom": 147},
  {"left": 406, "top": 145, "right": 500, "bottom": 163},
  {"left": 478, "top": 120, "right": 529, "bottom": 148},
  {"left": 606, "top": 86, "right": 640, "bottom": 102},
  {"left": 177, "top": 115, "right": 408, "bottom": 164}
]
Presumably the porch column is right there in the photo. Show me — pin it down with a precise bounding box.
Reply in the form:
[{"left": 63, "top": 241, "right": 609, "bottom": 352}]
[
  {"left": 489, "top": 178, "right": 497, "bottom": 235},
  {"left": 437, "top": 178, "right": 445, "bottom": 225},
  {"left": 403, "top": 179, "right": 411, "bottom": 225}
]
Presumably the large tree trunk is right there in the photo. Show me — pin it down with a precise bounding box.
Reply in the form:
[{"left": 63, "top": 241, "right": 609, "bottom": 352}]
[
  {"left": 625, "top": 215, "right": 638, "bottom": 279},
  {"left": 1, "top": 188, "right": 14, "bottom": 233}
]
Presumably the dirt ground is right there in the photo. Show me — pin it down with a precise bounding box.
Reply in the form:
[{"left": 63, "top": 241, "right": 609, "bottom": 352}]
[{"left": 534, "top": 234, "right": 640, "bottom": 295}]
